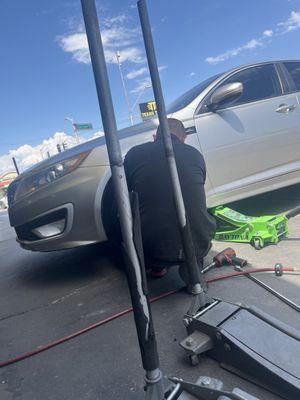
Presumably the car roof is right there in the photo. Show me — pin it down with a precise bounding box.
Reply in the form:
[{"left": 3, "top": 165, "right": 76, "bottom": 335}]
[{"left": 223, "top": 59, "right": 300, "bottom": 76}]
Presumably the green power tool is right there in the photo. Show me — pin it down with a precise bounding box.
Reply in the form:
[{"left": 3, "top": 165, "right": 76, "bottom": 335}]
[{"left": 210, "top": 206, "right": 290, "bottom": 250}]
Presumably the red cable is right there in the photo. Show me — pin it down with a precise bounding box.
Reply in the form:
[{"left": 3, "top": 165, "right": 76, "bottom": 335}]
[
  {"left": 0, "top": 288, "right": 178, "bottom": 368},
  {"left": 0, "top": 267, "right": 295, "bottom": 368}
]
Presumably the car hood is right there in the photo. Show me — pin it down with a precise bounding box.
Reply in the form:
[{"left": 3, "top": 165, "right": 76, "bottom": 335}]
[{"left": 17, "top": 119, "right": 158, "bottom": 179}]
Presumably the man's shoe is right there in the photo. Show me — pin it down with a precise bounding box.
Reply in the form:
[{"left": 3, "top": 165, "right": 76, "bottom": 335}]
[{"left": 150, "top": 267, "right": 168, "bottom": 278}]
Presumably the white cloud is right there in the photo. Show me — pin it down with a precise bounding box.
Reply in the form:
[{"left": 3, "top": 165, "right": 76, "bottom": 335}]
[
  {"left": 88, "top": 131, "right": 104, "bottom": 140},
  {"left": 104, "top": 15, "right": 127, "bottom": 27},
  {"left": 189, "top": 71, "right": 196, "bottom": 77},
  {"left": 131, "top": 76, "right": 152, "bottom": 94},
  {"left": 127, "top": 67, "right": 148, "bottom": 79},
  {"left": 206, "top": 39, "right": 262, "bottom": 64},
  {"left": 0, "top": 132, "right": 86, "bottom": 176},
  {"left": 130, "top": 66, "right": 167, "bottom": 94},
  {"left": 263, "top": 29, "right": 273, "bottom": 37},
  {"left": 206, "top": 10, "right": 300, "bottom": 64},
  {"left": 158, "top": 65, "right": 167, "bottom": 73},
  {"left": 60, "top": 32, "right": 90, "bottom": 63},
  {"left": 59, "top": 14, "right": 144, "bottom": 65},
  {"left": 0, "top": 154, "right": 15, "bottom": 178},
  {"left": 278, "top": 11, "right": 300, "bottom": 33}
]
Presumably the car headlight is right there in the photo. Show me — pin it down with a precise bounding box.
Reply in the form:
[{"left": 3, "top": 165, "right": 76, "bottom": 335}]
[{"left": 12, "top": 151, "right": 90, "bottom": 204}]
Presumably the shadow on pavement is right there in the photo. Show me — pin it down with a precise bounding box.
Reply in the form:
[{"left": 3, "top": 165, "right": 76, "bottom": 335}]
[
  {"left": 227, "top": 182, "right": 300, "bottom": 215},
  {"left": 16, "top": 242, "right": 123, "bottom": 289}
]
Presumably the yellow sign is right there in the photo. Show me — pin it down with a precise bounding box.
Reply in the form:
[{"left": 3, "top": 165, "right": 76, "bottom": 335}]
[{"left": 139, "top": 101, "right": 157, "bottom": 120}]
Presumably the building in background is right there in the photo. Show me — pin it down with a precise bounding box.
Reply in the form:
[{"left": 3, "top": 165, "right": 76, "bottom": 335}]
[{"left": 0, "top": 172, "right": 18, "bottom": 209}]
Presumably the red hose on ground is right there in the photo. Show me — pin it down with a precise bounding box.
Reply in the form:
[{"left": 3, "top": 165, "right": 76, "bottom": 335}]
[
  {"left": 0, "top": 266, "right": 295, "bottom": 368},
  {"left": 0, "top": 288, "right": 179, "bottom": 368}
]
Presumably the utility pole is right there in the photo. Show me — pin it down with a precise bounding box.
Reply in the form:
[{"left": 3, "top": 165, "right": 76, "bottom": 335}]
[
  {"left": 65, "top": 117, "right": 80, "bottom": 144},
  {"left": 12, "top": 157, "right": 19, "bottom": 175},
  {"left": 115, "top": 51, "right": 134, "bottom": 126}
]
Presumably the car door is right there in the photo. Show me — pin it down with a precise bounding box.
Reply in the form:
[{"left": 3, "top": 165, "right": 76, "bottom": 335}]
[
  {"left": 193, "top": 63, "right": 300, "bottom": 200},
  {"left": 279, "top": 61, "right": 300, "bottom": 169}
]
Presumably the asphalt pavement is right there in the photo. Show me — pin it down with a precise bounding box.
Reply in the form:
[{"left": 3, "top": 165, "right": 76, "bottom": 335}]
[{"left": 0, "top": 184, "right": 300, "bottom": 400}]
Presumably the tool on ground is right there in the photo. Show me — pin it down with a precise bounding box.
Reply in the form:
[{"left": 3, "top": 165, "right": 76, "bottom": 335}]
[
  {"left": 167, "top": 376, "right": 259, "bottom": 399},
  {"left": 211, "top": 206, "right": 289, "bottom": 249},
  {"left": 181, "top": 299, "right": 300, "bottom": 400},
  {"left": 274, "top": 262, "right": 300, "bottom": 276},
  {"left": 275, "top": 262, "right": 284, "bottom": 276},
  {"left": 202, "top": 248, "right": 248, "bottom": 274},
  {"left": 235, "top": 265, "right": 300, "bottom": 312}
]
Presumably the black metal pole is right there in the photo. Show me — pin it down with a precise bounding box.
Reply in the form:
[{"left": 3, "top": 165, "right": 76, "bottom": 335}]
[
  {"left": 12, "top": 157, "right": 19, "bottom": 175},
  {"left": 80, "top": 0, "right": 164, "bottom": 397},
  {"left": 137, "top": 0, "right": 205, "bottom": 301}
]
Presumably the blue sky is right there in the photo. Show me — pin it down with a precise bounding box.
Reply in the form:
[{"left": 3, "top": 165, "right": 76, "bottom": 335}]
[{"left": 1, "top": 0, "right": 300, "bottom": 165}]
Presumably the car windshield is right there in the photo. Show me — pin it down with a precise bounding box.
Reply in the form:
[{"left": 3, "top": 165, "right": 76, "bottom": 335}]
[{"left": 166, "top": 74, "right": 221, "bottom": 114}]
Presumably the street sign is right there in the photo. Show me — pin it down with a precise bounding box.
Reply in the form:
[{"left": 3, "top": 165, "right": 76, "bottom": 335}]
[
  {"left": 74, "top": 123, "right": 93, "bottom": 130},
  {"left": 139, "top": 101, "right": 157, "bottom": 120}
]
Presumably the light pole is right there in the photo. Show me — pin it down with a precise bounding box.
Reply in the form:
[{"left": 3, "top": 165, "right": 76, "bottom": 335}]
[
  {"left": 65, "top": 117, "right": 80, "bottom": 144},
  {"left": 132, "top": 84, "right": 152, "bottom": 112},
  {"left": 115, "top": 51, "right": 134, "bottom": 126}
]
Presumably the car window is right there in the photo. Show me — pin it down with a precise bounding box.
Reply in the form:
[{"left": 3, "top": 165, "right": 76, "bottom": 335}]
[
  {"left": 166, "top": 74, "right": 221, "bottom": 113},
  {"left": 283, "top": 62, "right": 300, "bottom": 91},
  {"left": 204, "top": 64, "right": 281, "bottom": 111}
]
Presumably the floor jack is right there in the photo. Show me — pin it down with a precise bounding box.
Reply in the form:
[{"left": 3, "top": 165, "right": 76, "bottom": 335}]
[
  {"left": 180, "top": 287, "right": 300, "bottom": 400},
  {"left": 211, "top": 205, "right": 300, "bottom": 249},
  {"left": 211, "top": 206, "right": 289, "bottom": 249}
]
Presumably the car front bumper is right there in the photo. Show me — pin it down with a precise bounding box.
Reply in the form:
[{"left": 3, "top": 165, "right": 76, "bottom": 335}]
[{"left": 8, "top": 166, "right": 109, "bottom": 251}]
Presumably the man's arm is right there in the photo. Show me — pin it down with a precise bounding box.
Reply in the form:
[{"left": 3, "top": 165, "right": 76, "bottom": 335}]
[{"left": 179, "top": 146, "right": 216, "bottom": 259}]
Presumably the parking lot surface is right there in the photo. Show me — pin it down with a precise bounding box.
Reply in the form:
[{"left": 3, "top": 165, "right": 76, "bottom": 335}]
[{"left": 0, "top": 184, "right": 300, "bottom": 399}]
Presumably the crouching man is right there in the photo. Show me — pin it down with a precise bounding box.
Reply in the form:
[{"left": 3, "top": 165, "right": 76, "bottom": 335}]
[{"left": 124, "top": 118, "right": 216, "bottom": 280}]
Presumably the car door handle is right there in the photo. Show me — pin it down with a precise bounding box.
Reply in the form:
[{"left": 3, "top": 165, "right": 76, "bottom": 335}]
[{"left": 276, "top": 103, "right": 296, "bottom": 113}]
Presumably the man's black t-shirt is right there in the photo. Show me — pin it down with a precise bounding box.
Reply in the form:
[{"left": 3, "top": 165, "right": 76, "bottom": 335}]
[{"left": 124, "top": 135, "right": 216, "bottom": 265}]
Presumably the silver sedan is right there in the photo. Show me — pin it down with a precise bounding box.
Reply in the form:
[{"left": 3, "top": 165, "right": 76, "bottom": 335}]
[{"left": 8, "top": 59, "right": 300, "bottom": 251}]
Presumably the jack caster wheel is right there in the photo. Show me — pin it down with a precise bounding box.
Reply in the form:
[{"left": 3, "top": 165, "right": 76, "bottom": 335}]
[{"left": 253, "top": 238, "right": 262, "bottom": 250}]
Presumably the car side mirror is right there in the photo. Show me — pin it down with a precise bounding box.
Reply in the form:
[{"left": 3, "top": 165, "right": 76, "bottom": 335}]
[{"left": 207, "top": 82, "right": 243, "bottom": 112}]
